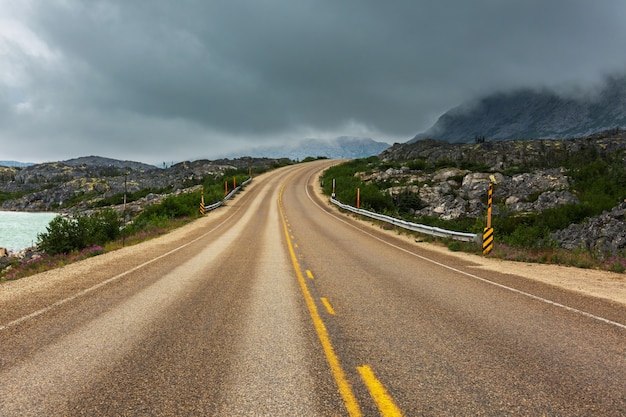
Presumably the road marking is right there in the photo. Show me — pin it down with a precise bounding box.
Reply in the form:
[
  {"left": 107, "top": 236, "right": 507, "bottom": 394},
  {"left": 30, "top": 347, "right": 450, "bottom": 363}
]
[
  {"left": 306, "top": 270, "right": 314, "bottom": 279},
  {"left": 357, "top": 365, "right": 404, "bottom": 417},
  {"left": 321, "top": 297, "right": 336, "bottom": 315},
  {"left": 279, "top": 183, "right": 362, "bottom": 417},
  {"left": 304, "top": 171, "right": 626, "bottom": 331}
]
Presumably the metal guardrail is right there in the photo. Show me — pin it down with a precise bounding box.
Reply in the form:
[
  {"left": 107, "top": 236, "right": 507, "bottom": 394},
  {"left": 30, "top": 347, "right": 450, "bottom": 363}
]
[
  {"left": 206, "top": 177, "right": 253, "bottom": 212},
  {"left": 330, "top": 197, "right": 479, "bottom": 243}
]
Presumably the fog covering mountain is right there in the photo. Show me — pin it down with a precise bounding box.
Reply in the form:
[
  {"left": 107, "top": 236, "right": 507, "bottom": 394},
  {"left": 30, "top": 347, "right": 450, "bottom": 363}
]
[
  {"left": 411, "top": 74, "right": 626, "bottom": 143},
  {"left": 230, "top": 136, "right": 390, "bottom": 160}
]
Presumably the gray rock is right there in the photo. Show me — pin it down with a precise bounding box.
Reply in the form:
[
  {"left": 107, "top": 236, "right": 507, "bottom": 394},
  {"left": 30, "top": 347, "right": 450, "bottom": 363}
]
[{"left": 551, "top": 202, "right": 626, "bottom": 255}]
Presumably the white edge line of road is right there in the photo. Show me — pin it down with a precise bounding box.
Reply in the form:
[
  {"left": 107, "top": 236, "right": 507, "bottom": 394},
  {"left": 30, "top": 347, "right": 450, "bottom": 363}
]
[
  {"left": 306, "top": 170, "right": 626, "bottom": 331},
  {"left": 0, "top": 206, "right": 242, "bottom": 332}
]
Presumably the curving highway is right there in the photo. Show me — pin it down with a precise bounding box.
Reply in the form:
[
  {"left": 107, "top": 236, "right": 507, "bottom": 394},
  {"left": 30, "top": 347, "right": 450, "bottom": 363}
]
[{"left": 1, "top": 160, "right": 625, "bottom": 416}]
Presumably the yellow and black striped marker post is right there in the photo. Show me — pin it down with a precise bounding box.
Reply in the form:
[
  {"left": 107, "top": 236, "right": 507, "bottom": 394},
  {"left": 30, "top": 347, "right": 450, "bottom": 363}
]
[
  {"left": 482, "top": 226, "right": 494, "bottom": 255},
  {"left": 483, "top": 182, "right": 494, "bottom": 254},
  {"left": 200, "top": 189, "right": 205, "bottom": 216}
]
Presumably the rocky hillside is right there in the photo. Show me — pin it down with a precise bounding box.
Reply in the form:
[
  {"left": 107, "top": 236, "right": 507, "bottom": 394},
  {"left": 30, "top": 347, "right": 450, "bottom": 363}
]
[
  {"left": 0, "top": 156, "right": 290, "bottom": 212},
  {"left": 376, "top": 130, "right": 626, "bottom": 256},
  {"left": 387, "top": 130, "right": 626, "bottom": 172},
  {"left": 411, "top": 74, "right": 626, "bottom": 143}
]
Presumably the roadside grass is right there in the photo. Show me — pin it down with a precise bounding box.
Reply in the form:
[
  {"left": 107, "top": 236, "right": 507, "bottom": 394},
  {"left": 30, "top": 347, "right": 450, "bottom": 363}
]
[
  {"left": 445, "top": 235, "right": 626, "bottom": 273},
  {"left": 488, "top": 243, "right": 626, "bottom": 273},
  {"left": 1, "top": 245, "right": 105, "bottom": 282}
]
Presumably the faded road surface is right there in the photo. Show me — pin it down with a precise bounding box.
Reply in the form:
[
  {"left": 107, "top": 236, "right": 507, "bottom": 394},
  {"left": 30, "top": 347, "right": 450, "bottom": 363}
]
[{"left": 1, "top": 161, "right": 625, "bottom": 416}]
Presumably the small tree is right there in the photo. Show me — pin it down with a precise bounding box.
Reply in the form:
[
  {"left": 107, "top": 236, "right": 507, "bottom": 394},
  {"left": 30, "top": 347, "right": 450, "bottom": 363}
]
[
  {"left": 37, "top": 209, "right": 121, "bottom": 255},
  {"left": 37, "top": 216, "right": 79, "bottom": 255}
]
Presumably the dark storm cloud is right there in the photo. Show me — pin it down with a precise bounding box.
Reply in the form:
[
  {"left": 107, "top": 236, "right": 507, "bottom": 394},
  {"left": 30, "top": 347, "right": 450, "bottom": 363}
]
[{"left": 1, "top": 0, "right": 626, "bottom": 163}]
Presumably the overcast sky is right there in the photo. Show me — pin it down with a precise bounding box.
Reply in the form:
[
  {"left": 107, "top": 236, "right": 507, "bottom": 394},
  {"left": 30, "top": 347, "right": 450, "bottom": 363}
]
[{"left": 1, "top": 0, "right": 625, "bottom": 164}]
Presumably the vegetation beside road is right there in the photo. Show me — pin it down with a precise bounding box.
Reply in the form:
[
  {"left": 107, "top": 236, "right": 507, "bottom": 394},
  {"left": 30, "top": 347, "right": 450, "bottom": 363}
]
[
  {"left": 321, "top": 155, "right": 626, "bottom": 272},
  {"left": 0, "top": 158, "right": 306, "bottom": 282},
  {"left": 0, "top": 167, "right": 260, "bottom": 282}
]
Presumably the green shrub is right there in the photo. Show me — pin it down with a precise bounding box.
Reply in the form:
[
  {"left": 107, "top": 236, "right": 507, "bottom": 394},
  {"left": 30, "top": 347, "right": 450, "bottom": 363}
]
[
  {"left": 138, "top": 191, "right": 201, "bottom": 220},
  {"left": 321, "top": 158, "right": 394, "bottom": 212},
  {"left": 405, "top": 159, "right": 427, "bottom": 170},
  {"left": 37, "top": 209, "right": 121, "bottom": 255},
  {"left": 393, "top": 190, "right": 424, "bottom": 214},
  {"left": 0, "top": 190, "right": 28, "bottom": 206}
]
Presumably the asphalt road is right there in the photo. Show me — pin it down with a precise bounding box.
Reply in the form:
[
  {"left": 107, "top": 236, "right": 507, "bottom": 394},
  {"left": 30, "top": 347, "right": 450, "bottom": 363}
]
[{"left": 1, "top": 160, "right": 625, "bottom": 416}]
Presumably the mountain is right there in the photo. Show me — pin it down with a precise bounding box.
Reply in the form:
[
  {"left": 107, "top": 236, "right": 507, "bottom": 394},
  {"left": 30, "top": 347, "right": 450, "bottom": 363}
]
[
  {"left": 411, "top": 74, "right": 626, "bottom": 143},
  {"left": 232, "top": 136, "right": 390, "bottom": 160}
]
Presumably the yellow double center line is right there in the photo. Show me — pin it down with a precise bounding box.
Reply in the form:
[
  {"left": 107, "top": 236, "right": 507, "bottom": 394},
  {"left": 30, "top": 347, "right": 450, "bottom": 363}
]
[
  {"left": 279, "top": 181, "right": 404, "bottom": 417},
  {"left": 279, "top": 183, "right": 362, "bottom": 416}
]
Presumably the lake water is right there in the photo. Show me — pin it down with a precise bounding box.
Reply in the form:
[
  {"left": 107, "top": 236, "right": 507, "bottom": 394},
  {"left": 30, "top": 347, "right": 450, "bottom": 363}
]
[{"left": 0, "top": 211, "right": 58, "bottom": 251}]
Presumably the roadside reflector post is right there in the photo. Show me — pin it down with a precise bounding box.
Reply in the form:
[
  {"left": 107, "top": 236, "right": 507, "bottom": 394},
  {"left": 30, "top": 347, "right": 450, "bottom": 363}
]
[
  {"left": 200, "top": 187, "right": 205, "bottom": 216},
  {"left": 332, "top": 178, "right": 336, "bottom": 199},
  {"left": 482, "top": 226, "right": 494, "bottom": 255},
  {"left": 233, "top": 177, "right": 237, "bottom": 189},
  {"left": 225, "top": 180, "right": 228, "bottom": 196},
  {"left": 356, "top": 187, "right": 361, "bottom": 209}
]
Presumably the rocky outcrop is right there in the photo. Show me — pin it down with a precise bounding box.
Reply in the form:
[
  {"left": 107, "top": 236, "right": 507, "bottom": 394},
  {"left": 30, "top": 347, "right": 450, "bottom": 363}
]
[
  {"left": 369, "top": 167, "right": 577, "bottom": 221},
  {"left": 552, "top": 202, "right": 626, "bottom": 255}
]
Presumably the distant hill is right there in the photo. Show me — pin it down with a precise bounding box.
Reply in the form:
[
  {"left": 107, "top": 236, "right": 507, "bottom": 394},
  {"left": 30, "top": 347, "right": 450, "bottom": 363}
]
[
  {"left": 0, "top": 161, "right": 35, "bottom": 168},
  {"left": 231, "top": 136, "right": 390, "bottom": 160},
  {"left": 411, "top": 74, "right": 626, "bottom": 143},
  {"left": 0, "top": 155, "right": 290, "bottom": 212},
  {"left": 62, "top": 156, "right": 157, "bottom": 171}
]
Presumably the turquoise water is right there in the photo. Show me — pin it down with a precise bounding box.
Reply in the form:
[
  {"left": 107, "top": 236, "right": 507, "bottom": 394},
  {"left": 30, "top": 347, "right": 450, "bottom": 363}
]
[{"left": 0, "top": 211, "right": 58, "bottom": 251}]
